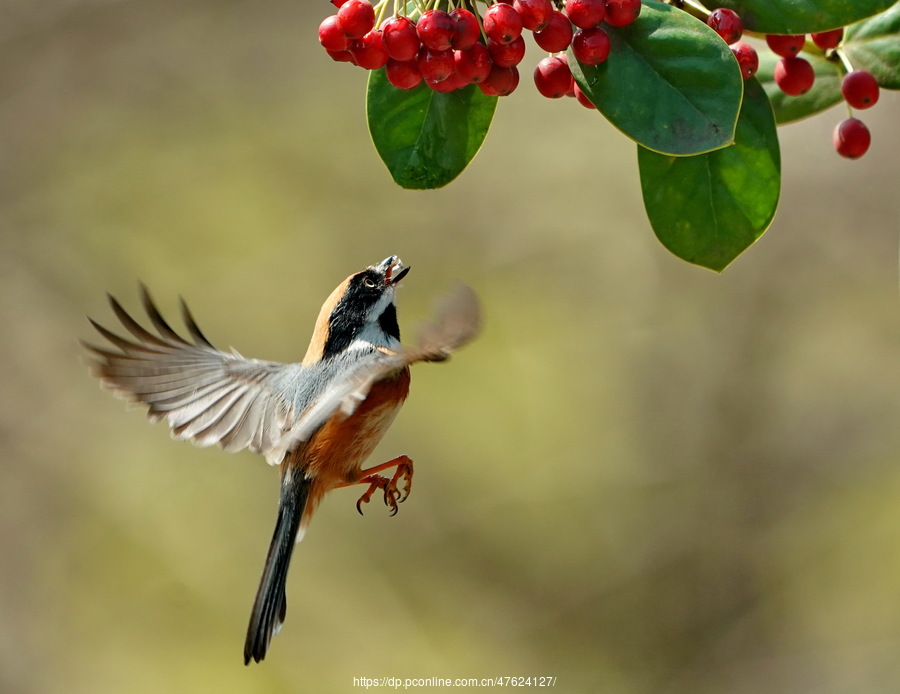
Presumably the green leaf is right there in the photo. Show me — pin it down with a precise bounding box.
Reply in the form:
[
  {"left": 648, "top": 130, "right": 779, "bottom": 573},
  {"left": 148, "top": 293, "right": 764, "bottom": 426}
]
[
  {"left": 366, "top": 68, "right": 497, "bottom": 190},
  {"left": 638, "top": 79, "right": 781, "bottom": 272},
  {"left": 757, "top": 51, "right": 843, "bottom": 124},
  {"left": 710, "top": 0, "right": 896, "bottom": 34},
  {"left": 569, "top": 0, "right": 742, "bottom": 156},
  {"left": 845, "top": 1, "right": 900, "bottom": 89}
]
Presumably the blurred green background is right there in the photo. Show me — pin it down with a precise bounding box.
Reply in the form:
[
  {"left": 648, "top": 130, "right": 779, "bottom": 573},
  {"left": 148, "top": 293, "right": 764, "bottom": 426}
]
[{"left": 2, "top": 1, "right": 900, "bottom": 692}]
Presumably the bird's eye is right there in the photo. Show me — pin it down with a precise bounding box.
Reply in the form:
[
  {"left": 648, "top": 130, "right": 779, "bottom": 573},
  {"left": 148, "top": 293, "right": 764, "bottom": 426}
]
[{"left": 363, "top": 278, "right": 377, "bottom": 288}]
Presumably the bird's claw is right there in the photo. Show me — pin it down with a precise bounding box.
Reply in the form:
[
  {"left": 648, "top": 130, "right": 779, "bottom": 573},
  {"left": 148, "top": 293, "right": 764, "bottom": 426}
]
[{"left": 355, "top": 459, "right": 414, "bottom": 517}]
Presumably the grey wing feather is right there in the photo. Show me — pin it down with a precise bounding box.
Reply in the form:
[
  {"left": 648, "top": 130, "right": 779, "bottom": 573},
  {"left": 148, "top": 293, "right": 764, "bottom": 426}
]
[
  {"left": 270, "top": 351, "right": 405, "bottom": 462},
  {"left": 85, "top": 283, "right": 481, "bottom": 466},
  {"left": 83, "top": 288, "right": 313, "bottom": 465},
  {"left": 413, "top": 283, "right": 481, "bottom": 361}
]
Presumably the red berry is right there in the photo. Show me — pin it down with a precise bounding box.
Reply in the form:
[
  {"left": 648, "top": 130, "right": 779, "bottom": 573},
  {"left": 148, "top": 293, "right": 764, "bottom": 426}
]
[
  {"left": 841, "top": 70, "right": 879, "bottom": 109},
  {"left": 565, "top": 0, "right": 606, "bottom": 30},
  {"left": 730, "top": 41, "right": 758, "bottom": 79},
  {"left": 455, "top": 44, "right": 493, "bottom": 83},
  {"left": 604, "top": 0, "right": 641, "bottom": 27},
  {"left": 765, "top": 34, "right": 805, "bottom": 58},
  {"left": 330, "top": 0, "right": 351, "bottom": 7},
  {"left": 428, "top": 69, "right": 468, "bottom": 93},
  {"left": 382, "top": 16, "right": 420, "bottom": 61},
  {"left": 337, "top": 0, "right": 376, "bottom": 39},
  {"left": 707, "top": 8, "right": 742, "bottom": 45},
  {"left": 534, "top": 11, "right": 574, "bottom": 52},
  {"left": 774, "top": 56, "right": 815, "bottom": 95},
  {"left": 488, "top": 36, "right": 526, "bottom": 68},
  {"left": 417, "top": 47, "right": 456, "bottom": 83},
  {"left": 450, "top": 8, "right": 480, "bottom": 50},
  {"left": 326, "top": 48, "right": 356, "bottom": 63},
  {"left": 319, "top": 15, "right": 352, "bottom": 52},
  {"left": 812, "top": 28, "right": 843, "bottom": 49},
  {"left": 446, "top": 70, "right": 470, "bottom": 91},
  {"left": 514, "top": 0, "right": 553, "bottom": 31},
  {"left": 479, "top": 65, "right": 520, "bottom": 96},
  {"left": 386, "top": 58, "right": 422, "bottom": 90},
  {"left": 534, "top": 55, "right": 573, "bottom": 98},
  {"left": 417, "top": 10, "right": 456, "bottom": 51},
  {"left": 572, "top": 27, "right": 610, "bottom": 65},
  {"left": 573, "top": 82, "right": 596, "bottom": 109},
  {"left": 483, "top": 4, "right": 523, "bottom": 44},
  {"left": 833, "top": 117, "right": 870, "bottom": 159},
  {"left": 351, "top": 30, "right": 389, "bottom": 70}
]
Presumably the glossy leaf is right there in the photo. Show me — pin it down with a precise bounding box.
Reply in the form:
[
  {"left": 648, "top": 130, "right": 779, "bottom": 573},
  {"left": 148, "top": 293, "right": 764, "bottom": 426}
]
[
  {"left": 757, "top": 51, "right": 843, "bottom": 124},
  {"left": 570, "top": 0, "right": 742, "bottom": 156},
  {"left": 710, "top": 0, "right": 896, "bottom": 34},
  {"left": 638, "top": 79, "right": 780, "bottom": 272},
  {"left": 366, "top": 69, "right": 498, "bottom": 190},
  {"left": 845, "top": 1, "right": 900, "bottom": 89}
]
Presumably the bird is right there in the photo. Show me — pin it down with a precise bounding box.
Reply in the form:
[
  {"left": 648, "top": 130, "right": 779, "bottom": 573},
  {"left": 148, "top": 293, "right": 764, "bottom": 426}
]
[{"left": 81, "top": 256, "right": 480, "bottom": 664}]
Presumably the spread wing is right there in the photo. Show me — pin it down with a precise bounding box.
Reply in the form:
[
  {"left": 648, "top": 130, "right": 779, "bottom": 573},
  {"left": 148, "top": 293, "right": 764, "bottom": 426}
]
[
  {"left": 82, "top": 286, "right": 310, "bottom": 464},
  {"left": 272, "top": 283, "right": 482, "bottom": 459},
  {"left": 84, "top": 283, "right": 481, "bottom": 466}
]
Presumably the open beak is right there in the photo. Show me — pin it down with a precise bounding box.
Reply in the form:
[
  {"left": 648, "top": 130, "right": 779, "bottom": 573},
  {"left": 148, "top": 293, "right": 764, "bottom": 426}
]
[{"left": 376, "top": 255, "right": 410, "bottom": 285}]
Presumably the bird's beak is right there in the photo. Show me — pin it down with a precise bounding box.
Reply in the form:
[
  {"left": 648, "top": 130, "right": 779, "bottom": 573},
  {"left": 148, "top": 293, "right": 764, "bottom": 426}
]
[{"left": 376, "top": 256, "right": 410, "bottom": 285}]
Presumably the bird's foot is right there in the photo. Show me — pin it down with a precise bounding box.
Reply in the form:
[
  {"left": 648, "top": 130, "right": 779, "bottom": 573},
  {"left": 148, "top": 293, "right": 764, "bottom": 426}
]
[{"left": 352, "top": 456, "right": 414, "bottom": 516}]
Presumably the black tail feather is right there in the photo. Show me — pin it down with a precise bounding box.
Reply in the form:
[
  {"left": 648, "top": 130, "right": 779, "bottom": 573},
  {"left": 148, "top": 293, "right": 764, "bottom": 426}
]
[{"left": 244, "top": 468, "right": 311, "bottom": 665}]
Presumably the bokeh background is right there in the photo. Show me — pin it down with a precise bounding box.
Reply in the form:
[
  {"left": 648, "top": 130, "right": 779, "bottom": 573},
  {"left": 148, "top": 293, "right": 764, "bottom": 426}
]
[{"left": 2, "top": 1, "right": 900, "bottom": 692}]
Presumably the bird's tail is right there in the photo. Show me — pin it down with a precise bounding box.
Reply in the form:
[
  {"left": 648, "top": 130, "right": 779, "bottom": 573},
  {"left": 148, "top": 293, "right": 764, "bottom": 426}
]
[{"left": 244, "top": 467, "right": 311, "bottom": 665}]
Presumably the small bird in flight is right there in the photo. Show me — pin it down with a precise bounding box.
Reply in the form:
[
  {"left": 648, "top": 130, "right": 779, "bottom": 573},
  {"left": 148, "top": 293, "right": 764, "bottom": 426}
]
[{"left": 82, "top": 256, "right": 480, "bottom": 664}]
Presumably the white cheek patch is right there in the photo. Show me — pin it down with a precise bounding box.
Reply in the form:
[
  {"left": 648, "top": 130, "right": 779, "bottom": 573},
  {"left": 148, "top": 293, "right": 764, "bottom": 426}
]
[
  {"left": 370, "top": 290, "right": 394, "bottom": 318},
  {"left": 345, "top": 291, "right": 400, "bottom": 352},
  {"left": 347, "top": 325, "right": 400, "bottom": 352}
]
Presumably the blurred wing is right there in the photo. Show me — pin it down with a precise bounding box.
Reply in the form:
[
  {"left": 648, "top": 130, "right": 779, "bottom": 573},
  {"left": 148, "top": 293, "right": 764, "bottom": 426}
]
[
  {"left": 82, "top": 287, "right": 308, "bottom": 465},
  {"left": 272, "top": 283, "right": 482, "bottom": 459},
  {"left": 410, "top": 283, "right": 481, "bottom": 363}
]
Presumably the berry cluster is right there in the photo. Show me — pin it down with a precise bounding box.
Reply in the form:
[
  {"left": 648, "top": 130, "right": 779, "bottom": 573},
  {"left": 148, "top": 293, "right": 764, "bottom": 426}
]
[
  {"left": 703, "top": 7, "right": 881, "bottom": 160},
  {"left": 766, "top": 30, "right": 879, "bottom": 159},
  {"left": 770, "top": 31, "right": 880, "bottom": 159},
  {"left": 317, "top": 0, "right": 641, "bottom": 104}
]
